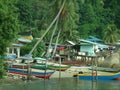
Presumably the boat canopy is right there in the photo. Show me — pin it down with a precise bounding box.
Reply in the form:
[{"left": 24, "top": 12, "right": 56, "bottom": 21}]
[
  {"left": 19, "top": 54, "right": 33, "bottom": 60},
  {"left": 34, "top": 57, "right": 46, "bottom": 61}
]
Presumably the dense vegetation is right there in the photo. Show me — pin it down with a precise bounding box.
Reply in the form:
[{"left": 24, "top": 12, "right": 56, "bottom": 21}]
[
  {"left": 0, "top": 0, "right": 20, "bottom": 78},
  {"left": 15, "top": 0, "right": 120, "bottom": 44},
  {"left": 0, "top": 0, "right": 120, "bottom": 78}
]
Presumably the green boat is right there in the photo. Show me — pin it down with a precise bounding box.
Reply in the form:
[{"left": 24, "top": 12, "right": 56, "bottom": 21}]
[
  {"left": 31, "top": 57, "right": 52, "bottom": 70},
  {"left": 31, "top": 64, "right": 51, "bottom": 70},
  {"left": 90, "top": 67, "right": 120, "bottom": 73},
  {"left": 49, "top": 64, "right": 70, "bottom": 71}
]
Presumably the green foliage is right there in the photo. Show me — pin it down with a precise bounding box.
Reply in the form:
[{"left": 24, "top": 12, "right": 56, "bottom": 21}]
[
  {"left": 77, "top": 0, "right": 120, "bottom": 43},
  {"left": 49, "top": 0, "right": 79, "bottom": 43},
  {"left": 20, "top": 39, "right": 46, "bottom": 57},
  {"left": 15, "top": 0, "right": 32, "bottom": 33},
  {"left": 103, "top": 24, "right": 119, "bottom": 43},
  {"left": 13, "top": 0, "right": 120, "bottom": 45},
  {"left": 1, "top": 0, "right": 120, "bottom": 78},
  {"left": 77, "top": 1, "right": 99, "bottom": 38},
  {"left": 0, "top": 0, "right": 20, "bottom": 55},
  {"left": 0, "top": 0, "right": 20, "bottom": 78},
  {"left": 0, "top": 57, "right": 3, "bottom": 78}
]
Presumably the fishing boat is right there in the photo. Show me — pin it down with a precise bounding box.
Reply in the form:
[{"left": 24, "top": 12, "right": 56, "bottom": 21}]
[
  {"left": 62, "top": 61, "right": 82, "bottom": 66},
  {"left": 73, "top": 72, "right": 120, "bottom": 80},
  {"left": 11, "top": 63, "right": 29, "bottom": 69},
  {"left": 50, "top": 67, "right": 69, "bottom": 71},
  {"left": 8, "top": 68, "right": 55, "bottom": 79},
  {"left": 30, "top": 57, "right": 52, "bottom": 70},
  {"left": 31, "top": 64, "right": 51, "bottom": 70},
  {"left": 89, "top": 67, "right": 120, "bottom": 73},
  {"left": 50, "top": 64, "right": 70, "bottom": 71}
]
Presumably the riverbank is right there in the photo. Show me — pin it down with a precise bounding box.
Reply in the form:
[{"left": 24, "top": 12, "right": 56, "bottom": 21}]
[
  {"left": 1, "top": 66, "right": 89, "bottom": 82},
  {"left": 51, "top": 66, "right": 91, "bottom": 78},
  {"left": 1, "top": 65, "right": 117, "bottom": 84}
]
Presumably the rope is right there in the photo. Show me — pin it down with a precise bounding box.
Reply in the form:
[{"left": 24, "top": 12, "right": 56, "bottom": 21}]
[{"left": 29, "top": 0, "right": 66, "bottom": 55}]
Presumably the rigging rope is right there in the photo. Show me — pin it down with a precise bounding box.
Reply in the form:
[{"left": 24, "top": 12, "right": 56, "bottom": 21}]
[{"left": 29, "top": 0, "right": 66, "bottom": 55}]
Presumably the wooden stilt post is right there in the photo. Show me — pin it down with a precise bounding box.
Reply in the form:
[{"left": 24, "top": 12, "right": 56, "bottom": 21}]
[{"left": 59, "top": 56, "right": 61, "bottom": 80}]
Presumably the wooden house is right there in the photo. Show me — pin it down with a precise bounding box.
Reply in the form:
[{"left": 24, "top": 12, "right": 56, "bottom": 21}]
[
  {"left": 45, "top": 41, "right": 76, "bottom": 61},
  {"left": 73, "top": 39, "right": 109, "bottom": 61}
]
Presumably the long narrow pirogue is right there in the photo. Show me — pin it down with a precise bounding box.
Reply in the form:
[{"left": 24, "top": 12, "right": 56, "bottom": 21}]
[
  {"left": 31, "top": 64, "right": 51, "bottom": 70},
  {"left": 11, "top": 63, "right": 29, "bottom": 69},
  {"left": 49, "top": 64, "right": 70, "bottom": 71},
  {"left": 8, "top": 68, "right": 55, "bottom": 79},
  {"left": 73, "top": 72, "right": 120, "bottom": 80}
]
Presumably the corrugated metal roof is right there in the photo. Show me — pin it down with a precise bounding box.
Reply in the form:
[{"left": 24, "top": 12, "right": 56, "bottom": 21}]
[
  {"left": 12, "top": 43, "right": 23, "bottom": 47},
  {"left": 18, "top": 38, "right": 32, "bottom": 43},
  {"left": 87, "top": 36, "right": 103, "bottom": 42},
  {"left": 67, "top": 41, "right": 75, "bottom": 45},
  {"left": 79, "top": 39, "right": 109, "bottom": 49},
  {"left": 79, "top": 39, "right": 96, "bottom": 44}
]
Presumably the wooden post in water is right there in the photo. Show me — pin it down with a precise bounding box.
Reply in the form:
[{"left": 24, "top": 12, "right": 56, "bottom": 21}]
[
  {"left": 92, "top": 56, "right": 98, "bottom": 81},
  {"left": 95, "top": 56, "right": 98, "bottom": 81},
  {"left": 92, "top": 57, "right": 94, "bottom": 81},
  {"left": 93, "top": 49, "right": 99, "bottom": 81},
  {"left": 59, "top": 56, "right": 61, "bottom": 80},
  {"left": 27, "top": 59, "right": 31, "bottom": 81},
  {"left": 44, "top": 59, "right": 47, "bottom": 80}
]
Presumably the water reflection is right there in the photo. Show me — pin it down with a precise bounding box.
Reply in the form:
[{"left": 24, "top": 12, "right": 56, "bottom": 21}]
[{"left": 1, "top": 78, "right": 120, "bottom": 90}]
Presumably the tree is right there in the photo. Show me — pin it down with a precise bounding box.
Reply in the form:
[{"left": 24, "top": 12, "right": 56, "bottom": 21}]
[
  {"left": 15, "top": 0, "right": 33, "bottom": 32},
  {"left": 20, "top": 39, "right": 46, "bottom": 57},
  {"left": 48, "top": 0, "right": 79, "bottom": 43},
  {"left": 77, "top": 1, "right": 98, "bottom": 38},
  {"left": 22, "top": 0, "right": 79, "bottom": 42},
  {"left": 103, "top": 24, "right": 119, "bottom": 44},
  {"left": 106, "top": 0, "right": 120, "bottom": 29},
  {"left": 27, "top": 0, "right": 53, "bottom": 37},
  {"left": 0, "top": 0, "right": 19, "bottom": 78}
]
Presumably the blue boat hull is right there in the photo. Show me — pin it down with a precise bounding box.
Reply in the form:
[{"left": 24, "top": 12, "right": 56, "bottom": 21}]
[
  {"left": 77, "top": 73, "right": 120, "bottom": 80},
  {"left": 8, "top": 68, "right": 55, "bottom": 79}
]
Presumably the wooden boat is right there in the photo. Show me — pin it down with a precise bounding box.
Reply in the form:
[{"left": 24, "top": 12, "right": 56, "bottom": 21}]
[
  {"left": 50, "top": 64, "right": 70, "bottom": 71},
  {"left": 30, "top": 57, "right": 53, "bottom": 70},
  {"left": 31, "top": 64, "right": 51, "bottom": 70},
  {"left": 89, "top": 67, "right": 120, "bottom": 73},
  {"left": 11, "top": 63, "right": 29, "bottom": 69},
  {"left": 50, "top": 67, "right": 69, "bottom": 71},
  {"left": 8, "top": 68, "right": 55, "bottom": 79},
  {"left": 62, "top": 61, "right": 82, "bottom": 66},
  {"left": 74, "top": 72, "right": 120, "bottom": 80}
]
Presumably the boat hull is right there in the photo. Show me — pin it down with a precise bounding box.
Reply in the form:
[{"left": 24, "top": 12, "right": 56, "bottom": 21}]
[
  {"left": 10, "top": 63, "right": 33, "bottom": 69},
  {"left": 8, "top": 68, "right": 55, "bottom": 79},
  {"left": 51, "top": 68, "right": 68, "bottom": 71},
  {"left": 12, "top": 64, "right": 29, "bottom": 69},
  {"left": 90, "top": 67, "right": 119, "bottom": 73},
  {"left": 49, "top": 65, "right": 70, "bottom": 71},
  {"left": 77, "top": 73, "right": 120, "bottom": 80},
  {"left": 31, "top": 65, "right": 51, "bottom": 70}
]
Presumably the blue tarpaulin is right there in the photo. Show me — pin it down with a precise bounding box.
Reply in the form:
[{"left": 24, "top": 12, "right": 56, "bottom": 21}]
[{"left": 4, "top": 55, "right": 17, "bottom": 60}]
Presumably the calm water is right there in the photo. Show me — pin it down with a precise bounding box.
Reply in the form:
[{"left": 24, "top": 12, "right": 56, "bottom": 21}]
[{"left": 1, "top": 78, "right": 120, "bottom": 90}]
